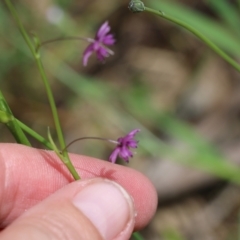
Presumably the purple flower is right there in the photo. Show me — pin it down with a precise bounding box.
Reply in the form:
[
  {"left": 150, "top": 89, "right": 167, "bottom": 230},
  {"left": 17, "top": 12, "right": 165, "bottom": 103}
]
[
  {"left": 109, "top": 129, "right": 140, "bottom": 163},
  {"left": 83, "top": 21, "right": 116, "bottom": 66}
]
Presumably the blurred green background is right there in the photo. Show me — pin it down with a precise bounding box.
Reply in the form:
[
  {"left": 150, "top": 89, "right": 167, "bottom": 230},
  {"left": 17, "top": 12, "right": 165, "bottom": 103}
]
[{"left": 1, "top": 0, "right": 240, "bottom": 239}]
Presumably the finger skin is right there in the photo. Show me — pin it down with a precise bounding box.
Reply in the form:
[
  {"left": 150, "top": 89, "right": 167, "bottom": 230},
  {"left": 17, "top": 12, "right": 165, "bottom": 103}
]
[
  {"left": 0, "top": 143, "right": 157, "bottom": 230},
  {"left": 0, "top": 191, "right": 103, "bottom": 240},
  {"left": 0, "top": 178, "right": 136, "bottom": 240}
]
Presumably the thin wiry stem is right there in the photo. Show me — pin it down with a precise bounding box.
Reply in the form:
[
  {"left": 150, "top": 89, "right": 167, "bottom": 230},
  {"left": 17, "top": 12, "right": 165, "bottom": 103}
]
[
  {"left": 39, "top": 36, "right": 114, "bottom": 55},
  {"left": 144, "top": 6, "right": 240, "bottom": 73},
  {"left": 61, "top": 137, "right": 118, "bottom": 153},
  {"left": 40, "top": 36, "right": 90, "bottom": 48}
]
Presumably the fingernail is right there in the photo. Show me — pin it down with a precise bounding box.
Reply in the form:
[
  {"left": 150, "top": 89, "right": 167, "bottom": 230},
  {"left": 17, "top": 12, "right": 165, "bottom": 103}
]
[{"left": 72, "top": 179, "right": 135, "bottom": 240}]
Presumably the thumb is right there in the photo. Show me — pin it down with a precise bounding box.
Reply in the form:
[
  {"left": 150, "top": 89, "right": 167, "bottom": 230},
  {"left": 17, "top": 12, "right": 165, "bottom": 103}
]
[{"left": 0, "top": 178, "right": 135, "bottom": 240}]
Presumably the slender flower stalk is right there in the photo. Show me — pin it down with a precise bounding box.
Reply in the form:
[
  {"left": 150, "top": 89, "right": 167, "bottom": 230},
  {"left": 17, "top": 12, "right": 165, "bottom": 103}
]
[
  {"left": 61, "top": 129, "right": 140, "bottom": 163},
  {"left": 39, "top": 36, "right": 89, "bottom": 47},
  {"left": 129, "top": 1, "right": 240, "bottom": 73},
  {"left": 61, "top": 137, "right": 118, "bottom": 153}
]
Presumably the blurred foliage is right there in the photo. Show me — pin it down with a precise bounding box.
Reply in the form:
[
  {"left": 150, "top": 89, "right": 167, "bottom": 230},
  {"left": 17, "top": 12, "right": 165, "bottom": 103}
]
[
  {"left": 1, "top": 0, "right": 240, "bottom": 239},
  {"left": 149, "top": 0, "right": 240, "bottom": 55}
]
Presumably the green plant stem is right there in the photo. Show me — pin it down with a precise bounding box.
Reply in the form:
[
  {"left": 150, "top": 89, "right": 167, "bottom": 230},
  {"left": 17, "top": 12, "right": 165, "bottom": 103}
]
[
  {"left": 16, "top": 119, "right": 53, "bottom": 149},
  {"left": 48, "top": 129, "right": 80, "bottom": 180},
  {"left": 34, "top": 54, "right": 79, "bottom": 177},
  {"left": 132, "top": 232, "right": 144, "bottom": 240},
  {"left": 4, "top": 0, "right": 35, "bottom": 56},
  {"left": 5, "top": 0, "right": 65, "bottom": 150},
  {"left": 18, "top": 120, "right": 80, "bottom": 180},
  {"left": 4, "top": 0, "right": 66, "bottom": 151},
  {"left": 144, "top": 6, "right": 240, "bottom": 73},
  {"left": 35, "top": 56, "right": 67, "bottom": 152},
  {"left": 4, "top": 0, "right": 80, "bottom": 180},
  {"left": 0, "top": 91, "right": 31, "bottom": 146}
]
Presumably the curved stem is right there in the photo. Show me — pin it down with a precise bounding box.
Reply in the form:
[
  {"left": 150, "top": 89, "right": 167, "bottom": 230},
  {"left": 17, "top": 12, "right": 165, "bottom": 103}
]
[
  {"left": 62, "top": 137, "right": 118, "bottom": 152},
  {"left": 39, "top": 36, "right": 114, "bottom": 56},
  {"left": 144, "top": 6, "right": 240, "bottom": 73},
  {"left": 40, "top": 36, "right": 90, "bottom": 48}
]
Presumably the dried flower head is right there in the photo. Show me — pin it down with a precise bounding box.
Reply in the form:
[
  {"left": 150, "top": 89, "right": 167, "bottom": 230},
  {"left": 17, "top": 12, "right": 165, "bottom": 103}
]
[
  {"left": 83, "top": 21, "right": 115, "bottom": 66},
  {"left": 109, "top": 129, "right": 140, "bottom": 163}
]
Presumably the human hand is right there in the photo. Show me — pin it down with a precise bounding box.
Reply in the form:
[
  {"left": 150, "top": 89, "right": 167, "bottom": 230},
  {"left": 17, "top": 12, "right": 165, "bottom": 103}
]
[{"left": 0, "top": 144, "right": 157, "bottom": 240}]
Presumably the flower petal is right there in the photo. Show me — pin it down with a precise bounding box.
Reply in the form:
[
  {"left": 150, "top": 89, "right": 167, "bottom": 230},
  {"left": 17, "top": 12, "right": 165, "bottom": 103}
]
[
  {"left": 120, "top": 146, "right": 133, "bottom": 159},
  {"left": 97, "top": 21, "right": 110, "bottom": 40},
  {"left": 109, "top": 147, "right": 120, "bottom": 163},
  {"left": 102, "top": 34, "right": 116, "bottom": 45},
  {"left": 96, "top": 47, "right": 110, "bottom": 61},
  {"left": 82, "top": 44, "right": 95, "bottom": 66},
  {"left": 109, "top": 129, "right": 140, "bottom": 163},
  {"left": 127, "top": 140, "right": 138, "bottom": 148},
  {"left": 127, "top": 129, "right": 141, "bottom": 138}
]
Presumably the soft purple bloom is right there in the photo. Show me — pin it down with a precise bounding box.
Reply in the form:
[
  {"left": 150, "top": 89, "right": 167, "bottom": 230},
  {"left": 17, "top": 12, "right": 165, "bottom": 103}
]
[
  {"left": 83, "top": 21, "right": 116, "bottom": 66},
  {"left": 109, "top": 129, "right": 140, "bottom": 163}
]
